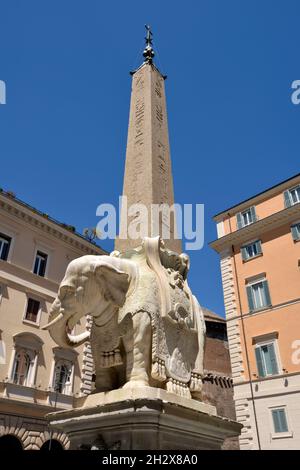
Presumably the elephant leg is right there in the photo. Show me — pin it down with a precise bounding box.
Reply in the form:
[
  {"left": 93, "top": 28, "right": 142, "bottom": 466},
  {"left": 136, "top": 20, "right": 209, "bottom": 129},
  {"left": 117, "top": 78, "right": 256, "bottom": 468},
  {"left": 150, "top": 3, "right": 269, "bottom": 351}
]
[
  {"left": 123, "top": 311, "right": 151, "bottom": 388},
  {"left": 94, "top": 367, "right": 117, "bottom": 392}
]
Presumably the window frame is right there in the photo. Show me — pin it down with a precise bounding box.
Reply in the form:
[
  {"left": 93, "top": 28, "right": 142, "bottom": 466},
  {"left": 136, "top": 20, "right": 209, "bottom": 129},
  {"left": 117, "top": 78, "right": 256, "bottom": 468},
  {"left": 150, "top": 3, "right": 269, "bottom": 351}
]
[
  {"left": 288, "top": 185, "right": 300, "bottom": 205},
  {"left": 32, "top": 246, "right": 50, "bottom": 278},
  {"left": 284, "top": 185, "right": 300, "bottom": 207},
  {"left": 254, "top": 339, "right": 280, "bottom": 378},
  {"left": 49, "top": 347, "right": 78, "bottom": 396},
  {"left": 236, "top": 206, "right": 257, "bottom": 229},
  {"left": 0, "top": 334, "right": 6, "bottom": 365},
  {"left": 10, "top": 347, "right": 37, "bottom": 387},
  {"left": 11, "top": 349, "right": 33, "bottom": 386},
  {"left": 0, "top": 225, "right": 16, "bottom": 263},
  {"left": 8, "top": 333, "right": 43, "bottom": 388},
  {"left": 291, "top": 221, "right": 300, "bottom": 242},
  {"left": 0, "top": 233, "right": 12, "bottom": 261},
  {"left": 33, "top": 250, "right": 48, "bottom": 277},
  {"left": 52, "top": 359, "right": 74, "bottom": 395},
  {"left": 22, "top": 296, "right": 42, "bottom": 326},
  {"left": 246, "top": 277, "right": 272, "bottom": 312},
  {"left": 241, "top": 239, "right": 262, "bottom": 262},
  {"left": 269, "top": 406, "right": 293, "bottom": 439}
]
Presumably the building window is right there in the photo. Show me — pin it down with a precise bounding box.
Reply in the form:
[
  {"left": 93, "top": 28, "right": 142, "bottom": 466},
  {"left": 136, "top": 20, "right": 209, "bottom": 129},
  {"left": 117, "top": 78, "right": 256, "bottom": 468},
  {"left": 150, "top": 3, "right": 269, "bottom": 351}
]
[
  {"left": 241, "top": 240, "right": 262, "bottom": 261},
  {"left": 10, "top": 333, "right": 43, "bottom": 388},
  {"left": 246, "top": 279, "right": 271, "bottom": 311},
  {"left": 255, "top": 342, "right": 279, "bottom": 377},
  {"left": 271, "top": 408, "right": 289, "bottom": 434},
  {"left": 12, "top": 349, "right": 33, "bottom": 386},
  {"left": 53, "top": 360, "right": 73, "bottom": 394},
  {"left": 33, "top": 251, "right": 48, "bottom": 277},
  {"left": 236, "top": 206, "right": 257, "bottom": 229},
  {"left": 291, "top": 223, "right": 300, "bottom": 241},
  {"left": 284, "top": 185, "right": 300, "bottom": 207},
  {"left": 24, "top": 298, "right": 40, "bottom": 323},
  {"left": 0, "top": 233, "right": 11, "bottom": 261},
  {"left": 0, "top": 335, "right": 6, "bottom": 365}
]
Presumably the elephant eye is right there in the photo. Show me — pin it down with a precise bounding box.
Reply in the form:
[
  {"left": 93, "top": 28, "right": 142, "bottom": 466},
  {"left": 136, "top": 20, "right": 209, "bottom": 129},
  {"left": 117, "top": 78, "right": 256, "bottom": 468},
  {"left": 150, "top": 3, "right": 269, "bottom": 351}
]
[{"left": 59, "top": 285, "right": 75, "bottom": 299}]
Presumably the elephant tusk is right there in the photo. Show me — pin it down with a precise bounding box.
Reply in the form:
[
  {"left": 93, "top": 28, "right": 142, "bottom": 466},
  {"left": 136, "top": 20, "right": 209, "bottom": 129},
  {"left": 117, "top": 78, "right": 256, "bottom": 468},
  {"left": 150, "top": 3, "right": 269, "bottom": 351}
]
[
  {"left": 66, "top": 330, "right": 90, "bottom": 346},
  {"left": 42, "top": 312, "right": 64, "bottom": 330}
]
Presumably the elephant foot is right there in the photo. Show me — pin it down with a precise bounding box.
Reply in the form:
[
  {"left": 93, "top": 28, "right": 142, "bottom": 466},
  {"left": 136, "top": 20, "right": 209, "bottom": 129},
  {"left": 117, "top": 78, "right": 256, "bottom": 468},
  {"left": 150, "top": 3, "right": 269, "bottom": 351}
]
[{"left": 122, "top": 379, "right": 149, "bottom": 389}]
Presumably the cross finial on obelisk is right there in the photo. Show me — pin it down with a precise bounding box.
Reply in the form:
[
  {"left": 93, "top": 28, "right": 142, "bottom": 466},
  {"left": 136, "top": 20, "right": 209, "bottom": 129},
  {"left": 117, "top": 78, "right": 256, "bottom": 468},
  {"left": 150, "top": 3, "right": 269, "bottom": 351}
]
[
  {"left": 143, "top": 24, "right": 155, "bottom": 64},
  {"left": 145, "top": 25, "right": 153, "bottom": 46}
]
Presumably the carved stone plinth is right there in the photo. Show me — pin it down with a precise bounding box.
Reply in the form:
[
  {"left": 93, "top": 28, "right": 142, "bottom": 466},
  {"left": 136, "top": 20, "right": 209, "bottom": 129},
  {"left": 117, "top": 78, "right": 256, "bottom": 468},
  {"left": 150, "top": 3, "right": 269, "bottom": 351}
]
[{"left": 47, "top": 386, "right": 242, "bottom": 450}]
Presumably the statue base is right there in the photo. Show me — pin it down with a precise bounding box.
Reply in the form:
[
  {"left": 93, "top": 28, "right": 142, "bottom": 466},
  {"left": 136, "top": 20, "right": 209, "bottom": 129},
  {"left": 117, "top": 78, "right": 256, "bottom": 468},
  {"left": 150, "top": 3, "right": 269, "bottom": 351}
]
[{"left": 47, "top": 386, "right": 241, "bottom": 450}]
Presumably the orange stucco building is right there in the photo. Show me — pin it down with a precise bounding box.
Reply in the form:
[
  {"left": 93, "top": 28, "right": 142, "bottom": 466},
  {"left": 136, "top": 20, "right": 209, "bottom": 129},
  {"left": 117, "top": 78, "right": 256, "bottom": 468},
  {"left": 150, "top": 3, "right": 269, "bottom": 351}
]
[{"left": 211, "top": 173, "right": 300, "bottom": 449}]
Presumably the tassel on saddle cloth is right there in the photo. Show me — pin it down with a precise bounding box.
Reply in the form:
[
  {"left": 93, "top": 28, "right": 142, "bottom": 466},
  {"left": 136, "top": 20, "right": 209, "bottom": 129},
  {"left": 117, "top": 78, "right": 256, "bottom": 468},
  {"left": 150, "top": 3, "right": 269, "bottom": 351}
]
[{"left": 99, "top": 348, "right": 123, "bottom": 368}]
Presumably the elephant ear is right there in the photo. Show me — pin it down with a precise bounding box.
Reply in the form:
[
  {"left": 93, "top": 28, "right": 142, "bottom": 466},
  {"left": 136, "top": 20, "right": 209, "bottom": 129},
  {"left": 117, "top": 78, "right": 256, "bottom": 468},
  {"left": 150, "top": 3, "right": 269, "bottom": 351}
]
[{"left": 95, "top": 263, "right": 129, "bottom": 307}]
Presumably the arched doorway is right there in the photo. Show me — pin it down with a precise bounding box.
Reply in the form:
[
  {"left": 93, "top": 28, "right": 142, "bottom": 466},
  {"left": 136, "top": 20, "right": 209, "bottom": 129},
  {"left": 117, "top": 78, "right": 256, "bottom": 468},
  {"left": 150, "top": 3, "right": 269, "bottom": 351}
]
[
  {"left": 0, "top": 434, "right": 23, "bottom": 450},
  {"left": 40, "top": 439, "right": 64, "bottom": 451}
]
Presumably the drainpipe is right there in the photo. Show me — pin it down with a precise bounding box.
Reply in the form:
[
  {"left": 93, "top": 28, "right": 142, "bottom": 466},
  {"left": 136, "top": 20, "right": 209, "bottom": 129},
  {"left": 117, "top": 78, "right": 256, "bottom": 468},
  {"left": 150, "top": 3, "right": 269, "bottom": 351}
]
[
  {"left": 48, "top": 385, "right": 59, "bottom": 451},
  {"left": 227, "top": 214, "right": 261, "bottom": 450}
]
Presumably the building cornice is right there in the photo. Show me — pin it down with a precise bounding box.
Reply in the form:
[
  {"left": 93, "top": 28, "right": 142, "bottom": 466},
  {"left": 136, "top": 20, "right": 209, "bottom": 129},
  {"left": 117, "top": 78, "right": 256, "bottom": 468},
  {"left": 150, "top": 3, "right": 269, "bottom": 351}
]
[
  {"left": 225, "top": 296, "right": 300, "bottom": 322},
  {"left": 210, "top": 203, "right": 300, "bottom": 252},
  {"left": 234, "top": 370, "right": 300, "bottom": 388},
  {"left": 0, "top": 192, "right": 107, "bottom": 256},
  {"left": 0, "top": 386, "right": 73, "bottom": 412},
  {"left": 0, "top": 260, "right": 59, "bottom": 301}
]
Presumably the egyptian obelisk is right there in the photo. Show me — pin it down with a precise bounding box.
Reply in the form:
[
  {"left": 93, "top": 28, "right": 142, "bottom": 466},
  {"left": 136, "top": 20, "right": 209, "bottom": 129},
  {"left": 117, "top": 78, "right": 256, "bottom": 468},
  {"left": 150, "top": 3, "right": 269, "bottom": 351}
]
[{"left": 115, "top": 26, "right": 182, "bottom": 253}]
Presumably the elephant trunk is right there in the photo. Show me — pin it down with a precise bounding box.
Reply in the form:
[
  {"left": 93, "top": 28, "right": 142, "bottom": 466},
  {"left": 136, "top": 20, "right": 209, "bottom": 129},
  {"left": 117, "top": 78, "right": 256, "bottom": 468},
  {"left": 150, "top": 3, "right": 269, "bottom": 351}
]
[{"left": 42, "top": 299, "right": 90, "bottom": 348}]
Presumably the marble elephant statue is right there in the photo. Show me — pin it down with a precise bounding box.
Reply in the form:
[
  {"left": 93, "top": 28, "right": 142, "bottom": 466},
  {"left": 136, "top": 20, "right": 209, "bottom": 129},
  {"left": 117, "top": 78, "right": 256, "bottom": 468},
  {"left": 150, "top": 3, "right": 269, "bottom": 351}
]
[{"left": 43, "top": 237, "right": 206, "bottom": 399}]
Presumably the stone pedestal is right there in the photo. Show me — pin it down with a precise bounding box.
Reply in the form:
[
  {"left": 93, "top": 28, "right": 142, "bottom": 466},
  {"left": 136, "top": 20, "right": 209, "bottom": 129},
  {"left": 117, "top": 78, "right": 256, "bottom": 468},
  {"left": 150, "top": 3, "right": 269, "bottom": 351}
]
[{"left": 47, "top": 386, "right": 241, "bottom": 450}]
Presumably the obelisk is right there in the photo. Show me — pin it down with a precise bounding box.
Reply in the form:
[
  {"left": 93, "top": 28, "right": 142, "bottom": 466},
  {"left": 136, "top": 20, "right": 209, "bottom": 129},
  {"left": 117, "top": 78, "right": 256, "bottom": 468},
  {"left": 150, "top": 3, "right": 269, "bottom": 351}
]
[{"left": 115, "top": 26, "right": 182, "bottom": 253}]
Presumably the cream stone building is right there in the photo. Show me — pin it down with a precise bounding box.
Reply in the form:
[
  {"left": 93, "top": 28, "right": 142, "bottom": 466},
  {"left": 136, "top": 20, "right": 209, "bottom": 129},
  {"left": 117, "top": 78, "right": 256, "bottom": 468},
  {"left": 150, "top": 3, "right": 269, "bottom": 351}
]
[
  {"left": 0, "top": 189, "right": 105, "bottom": 450},
  {"left": 211, "top": 173, "right": 300, "bottom": 449}
]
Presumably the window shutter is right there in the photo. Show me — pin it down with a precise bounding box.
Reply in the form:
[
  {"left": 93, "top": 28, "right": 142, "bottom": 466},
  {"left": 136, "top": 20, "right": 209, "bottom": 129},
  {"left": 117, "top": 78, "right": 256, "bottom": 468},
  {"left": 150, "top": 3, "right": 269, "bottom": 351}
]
[
  {"left": 2, "top": 243, "right": 8, "bottom": 261},
  {"left": 278, "top": 410, "right": 288, "bottom": 432},
  {"left": 255, "top": 347, "right": 265, "bottom": 377},
  {"left": 262, "top": 280, "right": 272, "bottom": 306},
  {"left": 40, "top": 258, "right": 46, "bottom": 277},
  {"left": 2, "top": 241, "right": 9, "bottom": 261},
  {"left": 241, "top": 246, "right": 248, "bottom": 261},
  {"left": 236, "top": 212, "right": 243, "bottom": 229},
  {"left": 272, "top": 410, "right": 281, "bottom": 433},
  {"left": 250, "top": 206, "right": 257, "bottom": 222},
  {"left": 246, "top": 285, "right": 255, "bottom": 312},
  {"left": 256, "top": 240, "right": 262, "bottom": 254},
  {"left": 26, "top": 299, "right": 40, "bottom": 322},
  {"left": 268, "top": 343, "right": 279, "bottom": 375},
  {"left": 64, "top": 365, "right": 72, "bottom": 395},
  {"left": 284, "top": 190, "right": 291, "bottom": 208},
  {"left": 291, "top": 224, "right": 300, "bottom": 241},
  {"left": 54, "top": 364, "right": 62, "bottom": 392},
  {"left": 272, "top": 409, "right": 288, "bottom": 433},
  {"left": 33, "top": 257, "right": 39, "bottom": 275}
]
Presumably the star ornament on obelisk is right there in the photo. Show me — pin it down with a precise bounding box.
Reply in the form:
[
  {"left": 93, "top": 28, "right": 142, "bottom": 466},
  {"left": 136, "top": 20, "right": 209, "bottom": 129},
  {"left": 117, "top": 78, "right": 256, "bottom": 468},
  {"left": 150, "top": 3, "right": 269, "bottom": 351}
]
[{"left": 115, "top": 25, "right": 182, "bottom": 254}]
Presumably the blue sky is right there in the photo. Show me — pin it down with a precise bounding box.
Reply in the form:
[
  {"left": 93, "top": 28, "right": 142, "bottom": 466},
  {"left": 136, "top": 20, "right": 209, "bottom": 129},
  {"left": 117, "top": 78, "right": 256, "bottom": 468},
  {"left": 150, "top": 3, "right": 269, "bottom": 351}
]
[{"left": 0, "top": 1, "right": 299, "bottom": 316}]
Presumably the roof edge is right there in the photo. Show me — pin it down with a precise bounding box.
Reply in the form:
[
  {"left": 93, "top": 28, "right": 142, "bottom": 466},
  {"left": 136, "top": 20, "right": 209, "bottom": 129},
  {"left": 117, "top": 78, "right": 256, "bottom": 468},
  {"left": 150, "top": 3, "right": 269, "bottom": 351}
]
[
  {"left": 0, "top": 190, "right": 107, "bottom": 254},
  {"left": 213, "top": 172, "right": 300, "bottom": 221}
]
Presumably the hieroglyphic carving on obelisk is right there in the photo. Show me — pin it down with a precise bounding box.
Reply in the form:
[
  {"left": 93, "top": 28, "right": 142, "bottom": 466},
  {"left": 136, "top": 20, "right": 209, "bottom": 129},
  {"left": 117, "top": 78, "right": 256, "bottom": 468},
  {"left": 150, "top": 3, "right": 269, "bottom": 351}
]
[{"left": 115, "top": 26, "right": 182, "bottom": 253}]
